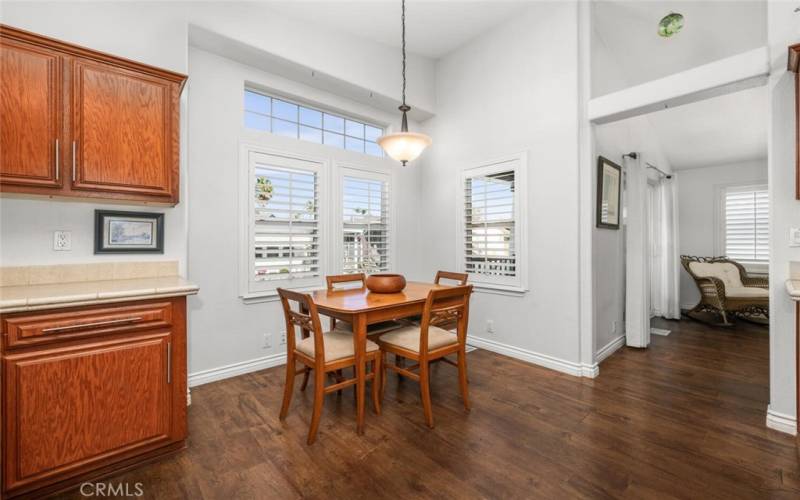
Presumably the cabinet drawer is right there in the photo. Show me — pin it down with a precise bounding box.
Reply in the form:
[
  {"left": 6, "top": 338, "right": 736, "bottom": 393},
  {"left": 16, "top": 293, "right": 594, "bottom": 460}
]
[{"left": 3, "top": 301, "right": 172, "bottom": 348}]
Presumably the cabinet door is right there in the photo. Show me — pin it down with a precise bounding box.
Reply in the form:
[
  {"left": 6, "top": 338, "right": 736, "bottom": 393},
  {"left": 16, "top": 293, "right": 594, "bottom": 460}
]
[
  {"left": 71, "top": 58, "right": 178, "bottom": 201},
  {"left": 0, "top": 37, "right": 62, "bottom": 188},
  {"left": 2, "top": 333, "right": 173, "bottom": 492}
]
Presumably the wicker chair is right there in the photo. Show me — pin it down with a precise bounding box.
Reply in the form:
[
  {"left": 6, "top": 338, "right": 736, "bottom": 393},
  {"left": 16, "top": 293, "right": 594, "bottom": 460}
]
[{"left": 680, "top": 256, "right": 769, "bottom": 325}]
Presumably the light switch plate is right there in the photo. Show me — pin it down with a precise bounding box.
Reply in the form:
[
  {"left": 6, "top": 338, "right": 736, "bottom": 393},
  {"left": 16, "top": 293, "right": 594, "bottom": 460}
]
[
  {"left": 53, "top": 231, "right": 71, "bottom": 251},
  {"left": 791, "top": 228, "right": 800, "bottom": 247}
]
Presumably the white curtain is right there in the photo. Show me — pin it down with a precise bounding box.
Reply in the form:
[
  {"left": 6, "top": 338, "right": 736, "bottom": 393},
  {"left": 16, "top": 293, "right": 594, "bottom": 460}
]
[{"left": 651, "top": 177, "right": 681, "bottom": 319}]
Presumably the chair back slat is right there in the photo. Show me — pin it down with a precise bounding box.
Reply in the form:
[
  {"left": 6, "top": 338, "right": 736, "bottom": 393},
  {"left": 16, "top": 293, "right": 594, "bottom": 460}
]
[
  {"left": 277, "top": 288, "right": 325, "bottom": 365},
  {"left": 434, "top": 270, "right": 469, "bottom": 286},
  {"left": 326, "top": 273, "right": 366, "bottom": 291},
  {"left": 419, "top": 285, "right": 473, "bottom": 357}
]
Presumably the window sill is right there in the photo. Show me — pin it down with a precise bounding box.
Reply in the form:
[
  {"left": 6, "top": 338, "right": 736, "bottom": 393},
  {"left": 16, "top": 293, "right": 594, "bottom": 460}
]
[
  {"left": 240, "top": 285, "right": 321, "bottom": 305},
  {"left": 471, "top": 283, "right": 528, "bottom": 297}
]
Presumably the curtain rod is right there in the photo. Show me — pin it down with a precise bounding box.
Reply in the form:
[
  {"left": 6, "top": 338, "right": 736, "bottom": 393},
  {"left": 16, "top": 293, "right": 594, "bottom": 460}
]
[
  {"left": 622, "top": 152, "right": 672, "bottom": 179},
  {"left": 646, "top": 163, "right": 672, "bottom": 179}
]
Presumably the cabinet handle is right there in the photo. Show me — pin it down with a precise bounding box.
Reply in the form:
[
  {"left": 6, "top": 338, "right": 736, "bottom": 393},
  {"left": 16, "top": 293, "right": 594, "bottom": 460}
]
[
  {"left": 41, "top": 316, "right": 142, "bottom": 333},
  {"left": 54, "top": 139, "right": 59, "bottom": 180},
  {"left": 71, "top": 141, "right": 77, "bottom": 182},
  {"left": 167, "top": 341, "right": 172, "bottom": 384}
]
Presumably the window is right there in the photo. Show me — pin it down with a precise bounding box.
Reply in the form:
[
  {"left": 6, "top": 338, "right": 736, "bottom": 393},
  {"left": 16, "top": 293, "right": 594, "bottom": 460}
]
[
  {"left": 240, "top": 147, "right": 326, "bottom": 297},
  {"left": 244, "top": 89, "right": 384, "bottom": 157},
  {"left": 721, "top": 184, "right": 768, "bottom": 265},
  {"left": 461, "top": 154, "right": 527, "bottom": 292},
  {"left": 341, "top": 171, "right": 390, "bottom": 273}
]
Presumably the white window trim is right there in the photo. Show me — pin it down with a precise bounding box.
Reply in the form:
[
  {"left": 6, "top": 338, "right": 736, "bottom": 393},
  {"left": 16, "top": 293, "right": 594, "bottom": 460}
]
[
  {"left": 238, "top": 142, "right": 330, "bottom": 301},
  {"left": 714, "top": 181, "right": 769, "bottom": 274},
  {"left": 244, "top": 86, "right": 387, "bottom": 157},
  {"left": 458, "top": 152, "right": 529, "bottom": 293},
  {"left": 333, "top": 161, "right": 397, "bottom": 275}
]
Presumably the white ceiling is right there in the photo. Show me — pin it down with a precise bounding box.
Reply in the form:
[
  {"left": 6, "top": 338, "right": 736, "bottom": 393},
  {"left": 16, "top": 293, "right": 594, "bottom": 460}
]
[
  {"left": 643, "top": 85, "right": 767, "bottom": 170},
  {"left": 592, "top": 1, "right": 766, "bottom": 94},
  {"left": 264, "top": 0, "right": 531, "bottom": 59}
]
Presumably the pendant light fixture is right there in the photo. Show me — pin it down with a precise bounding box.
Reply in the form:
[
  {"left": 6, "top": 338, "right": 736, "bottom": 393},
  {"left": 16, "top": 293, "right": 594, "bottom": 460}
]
[{"left": 377, "top": 0, "right": 432, "bottom": 166}]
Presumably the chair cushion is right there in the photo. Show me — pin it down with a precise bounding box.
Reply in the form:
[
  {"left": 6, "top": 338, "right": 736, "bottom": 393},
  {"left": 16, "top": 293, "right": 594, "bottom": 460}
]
[
  {"left": 688, "top": 262, "right": 743, "bottom": 289},
  {"left": 726, "top": 287, "right": 769, "bottom": 298},
  {"left": 296, "top": 331, "right": 379, "bottom": 362},
  {"left": 334, "top": 320, "right": 405, "bottom": 335},
  {"left": 378, "top": 325, "right": 458, "bottom": 353}
]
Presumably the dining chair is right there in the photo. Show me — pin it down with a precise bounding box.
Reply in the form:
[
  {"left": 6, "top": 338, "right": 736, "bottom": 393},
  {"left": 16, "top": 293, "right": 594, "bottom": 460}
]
[
  {"left": 378, "top": 285, "right": 473, "bottom": 428},
  {"left": 277, "top": 288, "right": 382, "bottom": 444},
  {"left": 434, "top": 270, "right": 469, "bottom": 286},
  {"left": 326, "top": 273, "right": 405, "bottom": 337},
  {"left": 403, "top": 270, "right": 469, "bottom": 328}
]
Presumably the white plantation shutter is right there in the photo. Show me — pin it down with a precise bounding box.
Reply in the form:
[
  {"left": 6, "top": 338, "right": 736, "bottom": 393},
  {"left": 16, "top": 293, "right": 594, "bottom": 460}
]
[
  {"left": 723, "top": 185, "right": 768, "bottom": 263},
  {"left": 464, "top": 170, "right": 517, "bottom": 279},
  {"left": 242, "top": 149, "right": 326, "bottom": 296},
  {"left": 342, "top": 174, "right": 390, "bottom": 273}
]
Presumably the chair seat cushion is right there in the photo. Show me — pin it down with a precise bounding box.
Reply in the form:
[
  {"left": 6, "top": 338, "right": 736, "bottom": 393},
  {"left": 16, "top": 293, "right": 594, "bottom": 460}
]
[
  {"left": 334, "top": 320, "right": 405, "bottom": 335},
  {"left": 688, "top": 262, "right": 744, "bottom": 289},
  {"left": 726, "top": 286, "right": 769, "bottom": 298},
  {"left": 296, "top": 331, "right": 379, "bottom": 362},
  {"left": 378, "top": 325, "right": 458, "bottom": 353}
]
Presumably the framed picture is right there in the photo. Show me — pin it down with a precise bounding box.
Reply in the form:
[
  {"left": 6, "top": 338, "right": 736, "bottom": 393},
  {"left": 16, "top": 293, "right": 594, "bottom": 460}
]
[
  {"left": 94, "top": 210, "right": 164, "bottom": 254},
  {"left": 596, "top": 156, "right": 622, "bottom": 229}
]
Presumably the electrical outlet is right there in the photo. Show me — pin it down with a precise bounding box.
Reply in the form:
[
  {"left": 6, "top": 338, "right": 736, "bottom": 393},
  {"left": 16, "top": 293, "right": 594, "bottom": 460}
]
[
  {"left": 280, "top": 332, "right": 287, "bottom": 345},
  {"left": 790, "top": 227, "right": 800, "bottom": 247},
  {"left": 612, "top": 321, "right": 617, "bottom": 334},
  {"left": 53, "top": 231, "right": 71, "bottom": 251},
  {"left": 486, "top": 320, "right": 494, "bottom": 334},
  {"left": 262, "top": 333, "right": 272, "bottom": 349}
]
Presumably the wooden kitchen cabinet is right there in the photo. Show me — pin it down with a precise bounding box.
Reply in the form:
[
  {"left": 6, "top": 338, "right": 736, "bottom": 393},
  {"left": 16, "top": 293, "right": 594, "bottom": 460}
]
[
  {"left": 1, "top": 297, "right": 188, "bottom": 498},
  {"left": 0, "top": 36, "right": 63, "bottom": 189},
  {"left": 0, "top": 24, "right": 186, "bottom": 205}
]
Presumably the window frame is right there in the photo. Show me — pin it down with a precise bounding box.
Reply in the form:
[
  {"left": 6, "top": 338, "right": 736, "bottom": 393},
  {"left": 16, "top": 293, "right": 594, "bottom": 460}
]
[
  {"left": 715, "top": 182, "right": 769, "bottom": 273},
  {"left": 458, "top": 152, "right": 528, "bottom": 293},
  {"left": 238, "top": 143, "right": 329, "bottom": 300},
  {"left": 333, "top": 162, "right": 397, "bottom": 276},
  {"left": 244, "top": 87, "right": 386, "bottom": 157}
]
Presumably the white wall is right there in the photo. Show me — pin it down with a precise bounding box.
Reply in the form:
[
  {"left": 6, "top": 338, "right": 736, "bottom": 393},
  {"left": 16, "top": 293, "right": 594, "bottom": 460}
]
[
  {"left": 591, "top": 25, "right": 673, "bottom": 356},
  {"left": 593, "top": 117, "right": 672, "bottom": 353},
  {"left": 0, "top": 1, "right": 436, "bottom": 274},
  {"left": 0, "top": 2, "right": 190, "bottom": 272},
  {"left": 186, "top": 48, "right": 423, "bottom": 377},
  {"left": 676, "top": 160, "right": 768, "bottom": 308},
  {"left": 419, "top": 3, "right": 585, "bottom": 372},
  {"left": 767, "top": 0, "right": 800, "bottom": 428}
]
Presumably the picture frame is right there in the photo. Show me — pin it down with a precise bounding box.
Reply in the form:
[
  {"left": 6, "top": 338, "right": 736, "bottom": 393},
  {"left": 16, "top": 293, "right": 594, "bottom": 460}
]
[
  {"left": 94, "top": 210, "right": 164, "bottom": 254},
  {"left": 596, "top": 156, "right": 622, "bottom": 230}
]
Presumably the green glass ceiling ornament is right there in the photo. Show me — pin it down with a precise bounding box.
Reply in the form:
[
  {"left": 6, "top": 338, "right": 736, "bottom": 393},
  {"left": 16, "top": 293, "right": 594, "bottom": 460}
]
[{"left": 658, "top": 12, "right": 684, "bottom": 38}]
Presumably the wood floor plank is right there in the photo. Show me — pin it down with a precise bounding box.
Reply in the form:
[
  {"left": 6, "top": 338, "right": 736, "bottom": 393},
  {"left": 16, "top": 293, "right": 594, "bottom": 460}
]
[{"left": 53, "top": 317, "right": 797, "bottom": 499}]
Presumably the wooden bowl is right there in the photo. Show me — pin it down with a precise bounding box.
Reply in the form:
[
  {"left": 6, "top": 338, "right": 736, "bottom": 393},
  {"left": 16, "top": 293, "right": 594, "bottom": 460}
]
[{"left": 365, "top": 274, "right": 407, "bottom": 294}]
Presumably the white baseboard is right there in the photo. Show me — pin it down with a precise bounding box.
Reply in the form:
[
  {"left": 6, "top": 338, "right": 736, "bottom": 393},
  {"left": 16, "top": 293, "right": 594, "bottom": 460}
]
[
  {"left": 467, "top": 335, "right": 596, "bottom": 378},
  {"left": 595, "top": 335, "right": 626, "bottom": 364},
  {"left": 766, "top": 406, "right": 797, "bottom": 436},
  {"left": 189, "top": 352, "right": 286, "bottom": 388},
  {"left": 650, "top": 327, "right": 671, "bottom": 336}
]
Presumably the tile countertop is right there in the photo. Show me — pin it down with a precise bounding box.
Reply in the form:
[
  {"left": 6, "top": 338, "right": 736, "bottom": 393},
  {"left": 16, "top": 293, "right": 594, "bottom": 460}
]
[{"left": 0, "top": 276, "right": 199, "bottom": 313}]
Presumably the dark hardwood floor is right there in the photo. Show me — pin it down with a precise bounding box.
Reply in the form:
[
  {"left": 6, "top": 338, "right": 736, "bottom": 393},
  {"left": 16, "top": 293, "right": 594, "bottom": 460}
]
[{"left": 58, "top": 317, "right": 798, "bottom": 499}]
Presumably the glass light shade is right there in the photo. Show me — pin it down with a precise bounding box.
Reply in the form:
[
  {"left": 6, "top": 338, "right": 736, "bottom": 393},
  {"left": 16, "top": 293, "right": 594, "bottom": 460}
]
[
  {"left": 377, "top": 132, "right": 432, "bottom": 164},
  {"left": 658, "top": 12, "right": 684, "bottom": 38}
]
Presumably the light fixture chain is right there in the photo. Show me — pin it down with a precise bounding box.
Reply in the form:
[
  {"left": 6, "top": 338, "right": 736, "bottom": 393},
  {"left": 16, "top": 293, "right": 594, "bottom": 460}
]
[{"left": 401, "top": 0, "right": 406, "bottom": 106}]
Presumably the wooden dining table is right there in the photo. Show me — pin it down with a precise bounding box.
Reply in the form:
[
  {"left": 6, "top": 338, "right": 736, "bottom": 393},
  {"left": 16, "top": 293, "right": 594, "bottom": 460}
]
[{"left": 309, "top": 281, "right": 451, "bottom": 433}]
